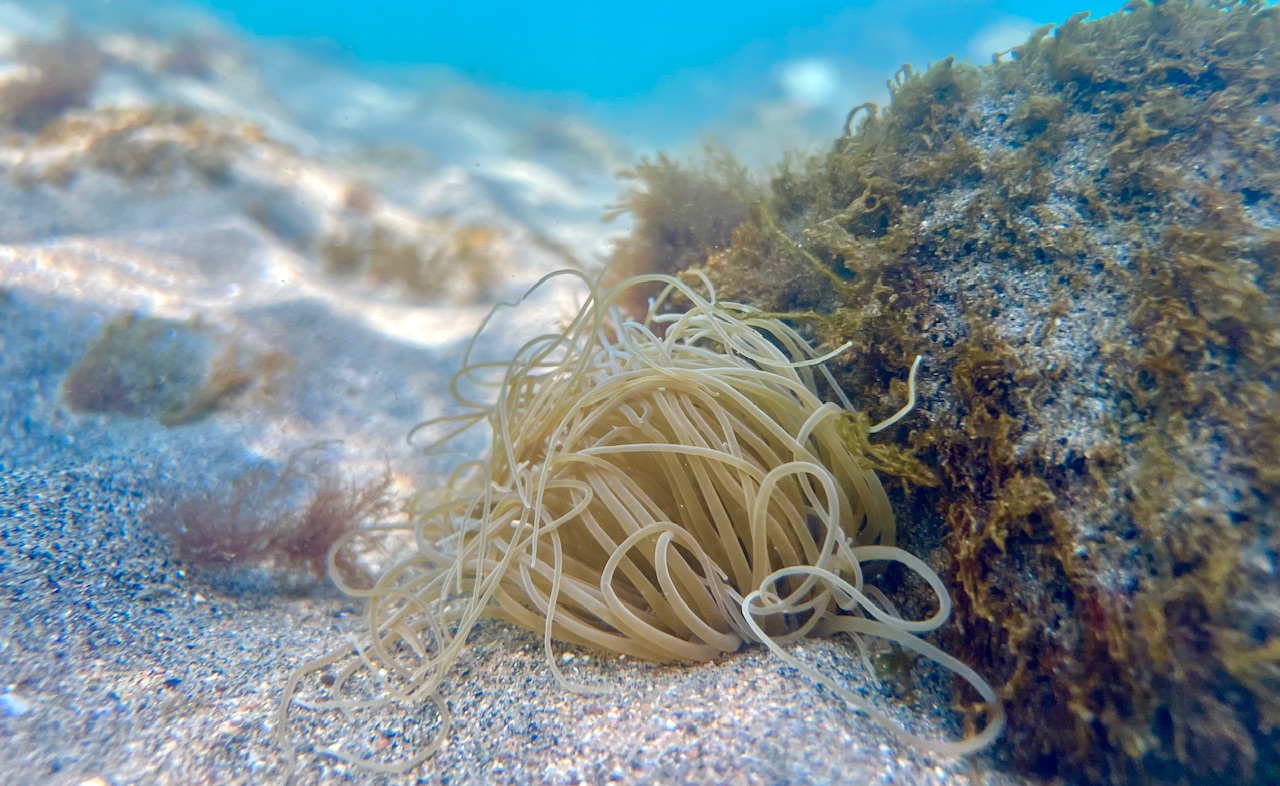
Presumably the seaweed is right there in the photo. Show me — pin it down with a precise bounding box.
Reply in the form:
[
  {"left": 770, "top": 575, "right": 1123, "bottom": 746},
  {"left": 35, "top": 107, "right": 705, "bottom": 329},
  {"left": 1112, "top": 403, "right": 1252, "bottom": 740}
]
[
  {"left": 604, "top": 145, "right": 762, "bottom": 317},
  {"left": 152, "top": 449, "right": 395, "bottom": 593},
  {"left": 316, "top": 222, "right": 504, "bottom": 302}
]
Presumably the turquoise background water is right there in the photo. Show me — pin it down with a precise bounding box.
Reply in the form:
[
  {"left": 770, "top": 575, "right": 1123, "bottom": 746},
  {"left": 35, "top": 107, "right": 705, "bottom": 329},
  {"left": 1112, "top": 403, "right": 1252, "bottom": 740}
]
[{"left": 200, "top": 0, "right": 1127, "bottom": 98}]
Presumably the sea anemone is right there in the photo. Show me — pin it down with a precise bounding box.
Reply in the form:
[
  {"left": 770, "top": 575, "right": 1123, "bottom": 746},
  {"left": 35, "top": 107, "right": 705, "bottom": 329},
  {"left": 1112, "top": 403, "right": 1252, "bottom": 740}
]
[{"left": 279, "top": 270, "right": 1003, "bottom": 772}]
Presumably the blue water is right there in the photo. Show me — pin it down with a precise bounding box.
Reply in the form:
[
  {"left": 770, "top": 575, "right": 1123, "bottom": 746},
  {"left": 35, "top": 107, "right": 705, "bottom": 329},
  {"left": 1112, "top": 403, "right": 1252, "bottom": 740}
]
[{"left": 202, "top": 0, "right": 1127, "bottom": 98}]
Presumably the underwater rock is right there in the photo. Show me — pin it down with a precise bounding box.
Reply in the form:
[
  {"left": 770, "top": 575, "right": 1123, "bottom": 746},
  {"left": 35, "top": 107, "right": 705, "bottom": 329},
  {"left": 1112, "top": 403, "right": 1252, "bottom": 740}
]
[{"left": 631, "top": 1, "right": 1280, "bottom": 782}]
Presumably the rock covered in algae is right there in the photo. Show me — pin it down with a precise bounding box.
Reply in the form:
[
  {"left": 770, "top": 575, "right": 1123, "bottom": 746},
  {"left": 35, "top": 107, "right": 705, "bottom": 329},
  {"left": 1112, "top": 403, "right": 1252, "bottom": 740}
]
[{"left": 613, "top": 1, "right": 1280, "bottom": 782}]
